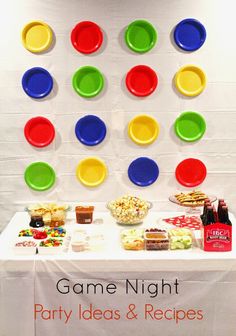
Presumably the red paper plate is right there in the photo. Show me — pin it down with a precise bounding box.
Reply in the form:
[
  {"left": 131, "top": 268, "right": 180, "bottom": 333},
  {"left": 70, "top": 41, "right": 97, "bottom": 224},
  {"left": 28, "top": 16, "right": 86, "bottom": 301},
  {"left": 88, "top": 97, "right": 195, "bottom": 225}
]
[
  {"left": 163, "top": 215, "right": 202, "bottom": 230},
  {"left": 175, "top": 158, "right": 207, "bottom": 187},
  {"left": 125, "top": 65, "right": 158, "bottom": 97},
  {"left": 24, "top": 117, "right": 55, "bottom": 147},
  {"left": 71, "top": 21, "right": 103, "bottom": 54}
]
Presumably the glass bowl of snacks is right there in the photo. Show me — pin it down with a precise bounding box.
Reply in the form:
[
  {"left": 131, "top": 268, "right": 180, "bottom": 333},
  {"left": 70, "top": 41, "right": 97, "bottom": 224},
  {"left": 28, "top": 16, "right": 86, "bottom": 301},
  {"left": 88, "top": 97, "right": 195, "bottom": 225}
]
[
  {"left": 25, "top": 203, "right": 70, "bottom": 227},
  {"left": 107, "top": 195, "right": 152, "bottom": 225}
]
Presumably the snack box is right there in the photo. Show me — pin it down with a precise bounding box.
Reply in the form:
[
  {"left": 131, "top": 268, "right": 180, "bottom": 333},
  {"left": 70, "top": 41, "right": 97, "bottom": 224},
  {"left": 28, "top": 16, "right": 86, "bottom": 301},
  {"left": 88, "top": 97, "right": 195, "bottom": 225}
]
[
  {"left": 70, "top": 229, "right": 105, "bottom": 252},
  {"left": 45, "top": 227, "right": 66, "bottom": 238},
  {"left": 121, "top": 228, "right": 144, "bottom": 239},
  {"left": 37, "top": 238, "right": 64, "bottom": 255},
  {"left": 18, "top": 228, "right": 47, "bottom": 240},
  {"left": 120, "top": 228, "right": 144, "bottom": 251},
  {"left": 87, "top": 234, "right": 104, "bottom": 252},
  {"left": 122, "top": 237, "right": 144, "bottom": 251},
  {"left": 144, "top": 229, "right": 169, "bottom": 250},
  {"left": 32, "top": 229, "right": 48, "bottom": 240},
  {"left": 13, "top": 239, "right": 38, "bottom": 255},
  {"left": 70, "top": 229, "right": 88, "bottom": 252},
  {"left": 168, "top": 228, "right": 193, "bottom": 250},
  {"left": 71, "top": 240, "right": 88, "bottom": 252},
  {"left": 18, "top": 227, "right": 67, "bottom": 240},
  {"left": 18, "top": 228, "right": 34, "bottom": 237}
]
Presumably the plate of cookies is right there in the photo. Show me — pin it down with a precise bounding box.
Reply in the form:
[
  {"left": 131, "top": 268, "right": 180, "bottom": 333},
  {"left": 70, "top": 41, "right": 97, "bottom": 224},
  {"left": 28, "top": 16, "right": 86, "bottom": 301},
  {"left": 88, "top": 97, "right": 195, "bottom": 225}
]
[{"left": 169, "top": 190, "right": 216, "bottom": 208}]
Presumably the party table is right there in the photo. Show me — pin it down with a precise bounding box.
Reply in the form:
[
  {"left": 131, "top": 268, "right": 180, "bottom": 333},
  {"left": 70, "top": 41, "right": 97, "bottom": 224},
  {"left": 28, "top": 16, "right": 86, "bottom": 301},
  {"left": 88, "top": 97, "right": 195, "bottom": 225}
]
[{"left": 1, "top": 211, "right": 236, "bottom": 336}]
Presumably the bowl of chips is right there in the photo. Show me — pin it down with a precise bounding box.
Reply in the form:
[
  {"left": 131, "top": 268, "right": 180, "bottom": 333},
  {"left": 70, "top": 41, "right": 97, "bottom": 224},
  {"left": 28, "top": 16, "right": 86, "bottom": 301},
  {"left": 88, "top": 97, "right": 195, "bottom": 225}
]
[
  {"left": 107, "top": 195, "right": 152, "bottom": 225},
  {"left": 25, "top": 203, "right": 70, "bottom": 227}
]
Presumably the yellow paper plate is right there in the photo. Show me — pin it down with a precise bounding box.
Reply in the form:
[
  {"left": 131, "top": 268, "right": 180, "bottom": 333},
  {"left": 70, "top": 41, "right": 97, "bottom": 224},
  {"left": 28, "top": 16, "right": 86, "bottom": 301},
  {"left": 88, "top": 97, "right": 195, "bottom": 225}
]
[
  {"left": 175, "top": 65, "right": 206, "bottom": 97},
  {"left": 76, "top": 157, "right": 107, "bottom": 187},
  {"left": 22, "top": 21, "right": 53, "bottom": 53},
  {"left": 128, "top": 114, "right": 159, "bottom": 145}
]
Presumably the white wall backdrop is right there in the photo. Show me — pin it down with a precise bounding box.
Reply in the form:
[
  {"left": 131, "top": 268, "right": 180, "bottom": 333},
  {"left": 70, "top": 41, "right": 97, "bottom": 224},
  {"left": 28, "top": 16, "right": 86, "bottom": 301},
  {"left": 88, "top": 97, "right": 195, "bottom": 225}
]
[{"left": 1, "top": 0, "right": 236, "bottom": 231}]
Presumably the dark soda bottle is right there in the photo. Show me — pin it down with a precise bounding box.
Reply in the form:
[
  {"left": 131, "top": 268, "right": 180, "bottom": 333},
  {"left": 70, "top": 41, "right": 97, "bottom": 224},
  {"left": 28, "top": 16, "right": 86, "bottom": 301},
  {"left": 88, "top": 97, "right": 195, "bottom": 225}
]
[
  {"left": 217, "top": 199, "right": 225, "bottom": 222},
  {"left": 220, "top": 206, "right": 232, "bottom": 226},
  {"left": 201, "top": 200, "right": 211, "bottom": 222},
  {"left": 213, "top": 205, "right": 218, "bottom": 222},
  {"left": 204, "top": 206, "right": 215, "bottom": 226}
]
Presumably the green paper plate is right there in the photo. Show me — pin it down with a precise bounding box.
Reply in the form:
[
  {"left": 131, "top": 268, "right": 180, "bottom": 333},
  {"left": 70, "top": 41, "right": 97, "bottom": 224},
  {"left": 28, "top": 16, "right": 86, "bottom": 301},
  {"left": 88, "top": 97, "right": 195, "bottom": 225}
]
[
  {"left": 174, "top": 111, "right": 206, "bottom": 142},
  {"left": 125, "top": 20, "right": 157, "bottom": 53},
  {"left": 72, "top": 66, "right": 104, "bottom": 98},
  {"left": 24, "top": 162, "right": 56, "bottom": 191}
]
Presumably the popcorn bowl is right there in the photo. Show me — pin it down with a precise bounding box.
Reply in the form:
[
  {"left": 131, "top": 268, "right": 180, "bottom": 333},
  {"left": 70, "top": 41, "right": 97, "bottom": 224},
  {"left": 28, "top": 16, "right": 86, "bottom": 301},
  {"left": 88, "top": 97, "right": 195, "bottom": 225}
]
[{"left": 107, "top": 196, "right": 152, "bottom": 225}]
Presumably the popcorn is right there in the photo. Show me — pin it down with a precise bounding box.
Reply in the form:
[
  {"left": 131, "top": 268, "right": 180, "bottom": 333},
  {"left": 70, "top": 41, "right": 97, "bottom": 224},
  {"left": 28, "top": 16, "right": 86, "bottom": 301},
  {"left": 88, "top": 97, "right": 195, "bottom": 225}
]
[{"left": 108, "top": 195, "right": 151, "bottom": 224}]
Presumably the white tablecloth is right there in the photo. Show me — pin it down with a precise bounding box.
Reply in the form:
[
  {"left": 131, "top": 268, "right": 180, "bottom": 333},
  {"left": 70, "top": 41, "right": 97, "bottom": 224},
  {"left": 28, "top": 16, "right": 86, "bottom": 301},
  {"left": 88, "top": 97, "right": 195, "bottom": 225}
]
[{"left": 1, "top": 212, "right": 236, "bottom": 336}]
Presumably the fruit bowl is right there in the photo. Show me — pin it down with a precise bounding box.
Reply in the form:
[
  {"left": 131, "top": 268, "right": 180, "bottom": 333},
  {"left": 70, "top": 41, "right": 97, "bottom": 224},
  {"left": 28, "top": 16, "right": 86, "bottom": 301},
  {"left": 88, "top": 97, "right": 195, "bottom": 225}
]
[{"left": 107, "top": 195, "right": 152, "bottom": 225}]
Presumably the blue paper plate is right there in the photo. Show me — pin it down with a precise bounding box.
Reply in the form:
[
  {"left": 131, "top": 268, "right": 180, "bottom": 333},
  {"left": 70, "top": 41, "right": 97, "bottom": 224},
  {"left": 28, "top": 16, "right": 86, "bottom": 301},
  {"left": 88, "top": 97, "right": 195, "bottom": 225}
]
[
  {"left": 128, "top": 157, "right": 159, "bottom": 187},
  {"left": 75, "top": 115, "right": 107, "bottom": 146},
  {"left": 174, "top": 18, "right": 206, "bottom": 51},
  {"left": 22, "top": 67, "right": 53, "bottom": 99}
]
